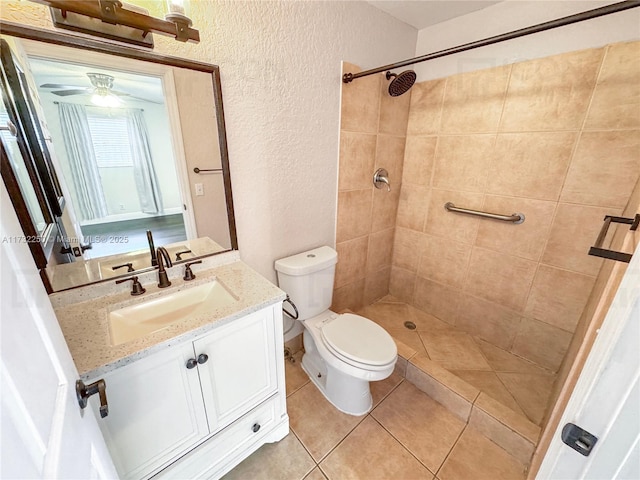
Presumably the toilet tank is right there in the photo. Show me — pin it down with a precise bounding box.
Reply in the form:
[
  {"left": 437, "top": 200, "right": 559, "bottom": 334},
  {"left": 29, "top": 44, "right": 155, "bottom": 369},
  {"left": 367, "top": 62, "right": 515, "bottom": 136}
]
[{"left": 274, "top": 246, "right": 338, "bottom": 320}]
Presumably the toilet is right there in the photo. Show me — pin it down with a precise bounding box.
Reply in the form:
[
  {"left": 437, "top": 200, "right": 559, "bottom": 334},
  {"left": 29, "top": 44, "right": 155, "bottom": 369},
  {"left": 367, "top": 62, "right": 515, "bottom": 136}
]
[{"left": 275, "top": 246, "right": 397, "bottom": 415}]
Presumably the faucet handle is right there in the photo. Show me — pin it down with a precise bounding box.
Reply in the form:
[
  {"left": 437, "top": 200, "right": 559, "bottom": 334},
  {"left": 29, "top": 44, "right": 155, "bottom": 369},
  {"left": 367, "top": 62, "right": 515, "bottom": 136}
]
[
  {"left": 112, "top": 262, "right": 134, "bottom": 272},
  {"left": 115, "top": 276, "right": 146, "bottom": 296},
  {"left": 183, "top": 260, "right": 203, "bottom": 281},
  {"left": 175, "top": 249, "right": 192, "bottom": 261}
]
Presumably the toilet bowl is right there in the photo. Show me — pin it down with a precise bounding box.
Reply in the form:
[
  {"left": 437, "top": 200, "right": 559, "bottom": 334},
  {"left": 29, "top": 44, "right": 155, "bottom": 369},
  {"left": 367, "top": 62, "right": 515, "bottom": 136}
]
[{"left": 275, "top": 246, "right": 397, "bottom": 415}]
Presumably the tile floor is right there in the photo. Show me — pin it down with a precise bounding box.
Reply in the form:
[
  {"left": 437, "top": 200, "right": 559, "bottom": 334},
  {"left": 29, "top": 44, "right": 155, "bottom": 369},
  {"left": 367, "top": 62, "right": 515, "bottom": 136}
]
[{"left": 224, "top": 296, "right": 554, "bottom": 480}]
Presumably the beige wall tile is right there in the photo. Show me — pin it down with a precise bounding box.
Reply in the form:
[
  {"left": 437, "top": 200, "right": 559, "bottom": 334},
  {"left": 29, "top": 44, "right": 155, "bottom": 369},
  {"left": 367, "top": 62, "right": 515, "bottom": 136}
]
[
  {"left": 396, "top": 184, "right": 430, "bottom": 231},
  {"left": 367, "top": 228, "right": 395, "bottom": 273},
  {"left": 392, "top": 227, "right": 425, "bottom": 272},
  {"left": 465, "top": 247, "right": 537, "bottom": 312},
  {"left": 403, "top": 135, "right": 436, "bottom": 187},
  {"left": 389, "top": 266, "right": 416, "bottom": 304},
  {"left": 425, "top": 188, "right": 483, "bottom": 244},
  {"left": 340, "top": 63, "right": 381, "bottom": 134},
  {"left": 511, "top": 318, "right": 573, "bottom": 371},
  {"left": 371, "top": 186, "right": 400, "bottom": 232},
  {"left": 375, "top": 134, "right": 406, "bottom": 189},
  {"left": 560, "top": 130, "right": 640, "bottom": 209},
  {"left": 372, "top": 382, "right": 466, "bottom": 473},
  {"left": 542, "top": 203, "right": 615, "bottom": 276},
  {"left": 439, "top": 428, "right": 527, "bottom": 480},
  {"left": 454, "top": 295, "right": 522, "bottom": 351},
  {"left": 418, "top": 234, "right": 471, "bottom": 288},
  {"left": 500, "top": 48, "right": 603, "bottom": 131},
  {"left": 335, "top": 237, "right": 368, "bottom": 289},
  {"left": 486, "top": 132, "right": 576, "bottom": 201},
  {"left": 413, "top": 277, "right": 459, "bottom": 325},
  {"left": 364, "top": 267, "right": 391, "bottom": 305},
  {"left": 432, "top": 135, "right": 495, "bottom": 193},
  {"left": 338, "top": 131, "right": 377, "bottom": 191},
  {"left": 336, "top": 189, "right": 372, "bottom": 243},
  {"left": 379, "top": 78, "right": 412, "bottom": 135},
  {"left": 585, "top": 41, "right": 640, "bottom": 130},
  {"left": 331, "top": 278, "right": 365, "bottom": 313},
  {"left": 525, "top": 264, "right": 596, "bottom": 333},
  {"left": 475, "top": 195, "right": 556, "bottom": 261},
  {"left": 407, "top": 79, "right": 445, "bottom": 135},
  {"left": 441, "top": 65, "right": 511, "bottom": 133}
]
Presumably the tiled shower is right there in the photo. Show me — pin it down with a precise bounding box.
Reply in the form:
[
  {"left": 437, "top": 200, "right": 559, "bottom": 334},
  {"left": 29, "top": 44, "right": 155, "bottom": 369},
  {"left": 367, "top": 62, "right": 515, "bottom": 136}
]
[{"left": 333, "top": 39, "right": 639, "bottom": 405}]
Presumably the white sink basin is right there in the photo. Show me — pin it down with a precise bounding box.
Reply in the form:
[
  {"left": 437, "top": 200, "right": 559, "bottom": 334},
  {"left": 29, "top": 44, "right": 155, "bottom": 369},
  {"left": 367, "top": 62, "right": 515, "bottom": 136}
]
[{"left": 108, "top": 281, "right": 238, "bottom": 345}]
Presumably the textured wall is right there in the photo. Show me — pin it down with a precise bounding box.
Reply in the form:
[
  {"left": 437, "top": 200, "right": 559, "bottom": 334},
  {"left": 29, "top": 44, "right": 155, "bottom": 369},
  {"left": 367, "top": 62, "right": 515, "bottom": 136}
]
[
  {"left": 0, "top": 1, "right": 417, "bottom": 289},
  {"left": 413, "top": 0, "right": 640, "bottom": 81},
  {"left": 390, "top": 41, "right": 640, "bottom": 372}
]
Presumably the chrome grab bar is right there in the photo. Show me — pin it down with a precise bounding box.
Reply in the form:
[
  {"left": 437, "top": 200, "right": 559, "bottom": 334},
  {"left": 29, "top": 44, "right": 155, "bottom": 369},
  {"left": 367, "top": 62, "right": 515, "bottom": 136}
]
[{"left": 444, "top": 202, "right": 525, "bottom": 224}]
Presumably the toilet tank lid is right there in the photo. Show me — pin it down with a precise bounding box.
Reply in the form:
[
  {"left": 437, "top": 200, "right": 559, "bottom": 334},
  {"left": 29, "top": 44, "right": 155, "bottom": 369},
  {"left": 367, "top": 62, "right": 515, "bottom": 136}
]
[{"left": 274, "top": 246, "right": 338, "bottom": 276}]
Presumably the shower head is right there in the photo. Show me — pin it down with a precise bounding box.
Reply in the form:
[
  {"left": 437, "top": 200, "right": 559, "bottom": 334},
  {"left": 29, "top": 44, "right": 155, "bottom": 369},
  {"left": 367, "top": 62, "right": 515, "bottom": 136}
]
[{"left": 386, "top": 70, "right": 416, "bottom": 97}]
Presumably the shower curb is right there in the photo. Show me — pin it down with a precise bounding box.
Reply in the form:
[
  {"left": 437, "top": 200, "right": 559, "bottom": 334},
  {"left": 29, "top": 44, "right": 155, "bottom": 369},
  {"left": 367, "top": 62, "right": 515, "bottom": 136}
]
[{"left": 393, "top": 337, "right": 540, "bottom": 466}]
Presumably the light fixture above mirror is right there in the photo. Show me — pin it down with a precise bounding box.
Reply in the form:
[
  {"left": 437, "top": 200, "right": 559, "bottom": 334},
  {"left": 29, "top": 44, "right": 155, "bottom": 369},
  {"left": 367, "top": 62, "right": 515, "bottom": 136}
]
[{"left": 29, "top": 0, "right": 200, "bottom": 47}]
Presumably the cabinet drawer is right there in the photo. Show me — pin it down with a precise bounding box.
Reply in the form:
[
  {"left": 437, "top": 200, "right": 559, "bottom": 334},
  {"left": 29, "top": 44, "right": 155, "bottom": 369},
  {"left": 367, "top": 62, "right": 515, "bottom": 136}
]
[{"left": 154, "top": 395, "right": 279, "bottom": 479}]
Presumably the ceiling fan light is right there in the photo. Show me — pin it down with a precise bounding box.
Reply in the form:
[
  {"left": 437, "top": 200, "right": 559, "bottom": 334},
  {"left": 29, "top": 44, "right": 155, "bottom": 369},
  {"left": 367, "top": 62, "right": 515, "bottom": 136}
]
[{"left": 91, "top": 93, "right": 121, "bottom": 108}]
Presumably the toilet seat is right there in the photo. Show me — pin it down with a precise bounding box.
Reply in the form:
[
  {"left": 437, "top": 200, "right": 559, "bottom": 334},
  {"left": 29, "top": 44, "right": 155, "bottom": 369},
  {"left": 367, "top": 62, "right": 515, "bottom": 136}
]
[{"left": 320, "top": 313, "right": 397, "bottom": 367}]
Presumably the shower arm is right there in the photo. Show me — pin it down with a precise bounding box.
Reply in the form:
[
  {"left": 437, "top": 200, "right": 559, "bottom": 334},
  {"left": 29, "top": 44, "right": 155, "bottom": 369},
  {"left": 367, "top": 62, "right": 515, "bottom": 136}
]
[{"left": 343, "top": 0, "right": 640, "bottom": 83}]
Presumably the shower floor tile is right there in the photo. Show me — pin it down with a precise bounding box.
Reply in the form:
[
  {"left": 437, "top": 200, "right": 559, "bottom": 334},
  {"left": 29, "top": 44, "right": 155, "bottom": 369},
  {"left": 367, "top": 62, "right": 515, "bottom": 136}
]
[{"left": 358, "top": 298, "right": 557, "bottom": 427}]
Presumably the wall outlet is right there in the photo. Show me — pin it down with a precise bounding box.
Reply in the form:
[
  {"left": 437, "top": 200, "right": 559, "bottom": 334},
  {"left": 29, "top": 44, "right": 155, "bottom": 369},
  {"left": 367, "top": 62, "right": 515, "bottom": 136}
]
[
  {"left": 119, "top": 204, "right": 125, "bottom": 210},
  {"left": 195, "top": 183, "right": 204, "bottom": 196}
]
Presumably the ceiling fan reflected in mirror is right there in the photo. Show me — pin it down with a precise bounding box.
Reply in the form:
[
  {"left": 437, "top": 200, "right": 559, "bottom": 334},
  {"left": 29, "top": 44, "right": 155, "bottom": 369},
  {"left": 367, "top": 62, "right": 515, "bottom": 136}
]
[{"left": 40, "top": 72, "right": 161, "bottom": 107}]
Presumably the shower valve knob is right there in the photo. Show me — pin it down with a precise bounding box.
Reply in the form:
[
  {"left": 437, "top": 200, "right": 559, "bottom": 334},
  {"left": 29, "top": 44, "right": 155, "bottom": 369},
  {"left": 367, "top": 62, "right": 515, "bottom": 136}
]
[{"left": 373, "top": 168, "right": 391, "bottom": 191}]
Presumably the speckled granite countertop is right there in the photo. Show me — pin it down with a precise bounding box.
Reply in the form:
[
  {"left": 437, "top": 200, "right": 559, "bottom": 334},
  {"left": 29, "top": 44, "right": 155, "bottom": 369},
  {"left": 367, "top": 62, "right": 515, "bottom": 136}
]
[{"left": 51, "top": 253, "right": 285, "bottom": 380}]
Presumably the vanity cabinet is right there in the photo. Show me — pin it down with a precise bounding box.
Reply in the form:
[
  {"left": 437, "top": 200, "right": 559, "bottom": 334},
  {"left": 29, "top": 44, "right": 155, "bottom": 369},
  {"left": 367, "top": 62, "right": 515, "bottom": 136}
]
[{"left": 88, "top": 303, "right": 288, "bottom": 480}]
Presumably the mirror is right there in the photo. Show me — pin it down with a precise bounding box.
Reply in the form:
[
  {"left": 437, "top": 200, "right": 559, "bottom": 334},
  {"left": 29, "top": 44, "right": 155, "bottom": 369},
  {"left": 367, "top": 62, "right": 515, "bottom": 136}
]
[{"left": 0, "top": 21, "right": 237, "bottom": 292}]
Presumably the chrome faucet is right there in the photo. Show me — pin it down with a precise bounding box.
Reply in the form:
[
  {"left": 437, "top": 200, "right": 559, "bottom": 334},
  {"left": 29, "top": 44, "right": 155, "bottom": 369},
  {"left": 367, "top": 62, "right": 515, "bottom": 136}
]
[
  {"left": 156, "top": 247, "right": 173, "bottom": 288},
  {"left": 147, "top": 230, "right": 157, "bottom": 267}
]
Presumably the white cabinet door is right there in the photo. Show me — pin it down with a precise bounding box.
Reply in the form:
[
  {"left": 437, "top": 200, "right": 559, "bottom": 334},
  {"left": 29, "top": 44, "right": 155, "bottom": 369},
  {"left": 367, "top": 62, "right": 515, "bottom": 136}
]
[
  {"left": 196, "top": 307, "right": 278, "bottom": 433},
  {"left": 91, "top": 342, "right": 208, "bottom": 480}
]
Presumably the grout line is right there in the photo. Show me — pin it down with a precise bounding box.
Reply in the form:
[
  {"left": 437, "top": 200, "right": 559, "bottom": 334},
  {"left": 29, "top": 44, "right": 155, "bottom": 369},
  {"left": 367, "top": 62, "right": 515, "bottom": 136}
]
[
  {"left": 435, "top": 422, "right": 469, "bottom": 477},
  {"left": 368, "top": 414, "right": 437, "bottom": 477},
  {"left": 496, "top": 64, "right": 513, "bottom": 133}
]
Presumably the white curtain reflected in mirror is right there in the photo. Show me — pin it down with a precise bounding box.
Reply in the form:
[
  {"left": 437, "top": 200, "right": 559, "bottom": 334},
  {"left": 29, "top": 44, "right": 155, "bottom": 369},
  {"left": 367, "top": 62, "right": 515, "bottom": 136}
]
[{"left": 29, "top": 57, "right": 187, "bottom": 258}]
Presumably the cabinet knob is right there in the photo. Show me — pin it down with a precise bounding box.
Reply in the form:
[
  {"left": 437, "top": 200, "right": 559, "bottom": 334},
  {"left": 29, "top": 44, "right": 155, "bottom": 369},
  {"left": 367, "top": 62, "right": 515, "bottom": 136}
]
[
  {"left": 252, "top": 423, "right": 261, "bottom": 433},
  {"left": 186, "top": 358, "right": 198, "bottom": 369},
  {"left": 197, "top": 353, "right": 208, "bottom": 364}
]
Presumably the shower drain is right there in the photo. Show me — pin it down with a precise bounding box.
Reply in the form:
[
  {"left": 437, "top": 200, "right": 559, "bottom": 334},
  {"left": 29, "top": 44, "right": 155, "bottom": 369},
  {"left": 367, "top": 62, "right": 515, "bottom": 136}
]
[{"left": 404, "top": 321, "right": 417, "bottom": 330}]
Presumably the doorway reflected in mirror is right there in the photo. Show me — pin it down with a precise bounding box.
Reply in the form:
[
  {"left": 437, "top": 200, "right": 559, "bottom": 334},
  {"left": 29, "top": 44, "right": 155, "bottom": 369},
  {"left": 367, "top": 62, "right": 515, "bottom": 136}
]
[{"left": 28, "top": 57, "right": 188, "bottom": 259}]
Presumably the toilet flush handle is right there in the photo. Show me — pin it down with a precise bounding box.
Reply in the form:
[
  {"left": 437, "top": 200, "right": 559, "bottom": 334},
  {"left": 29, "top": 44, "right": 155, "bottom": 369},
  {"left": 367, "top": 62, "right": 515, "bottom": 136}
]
[{"left": 373, "top": 168, "right": 391, "bottom": 191}]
